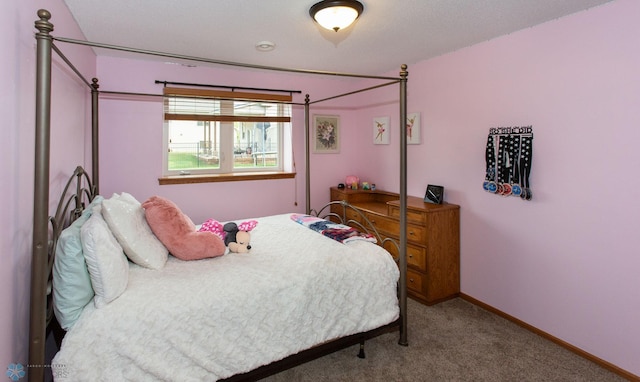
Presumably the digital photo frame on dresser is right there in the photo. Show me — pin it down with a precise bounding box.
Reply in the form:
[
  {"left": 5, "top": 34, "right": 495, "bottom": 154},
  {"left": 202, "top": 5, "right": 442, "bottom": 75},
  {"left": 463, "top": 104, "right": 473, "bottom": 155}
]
[{"left": 424, "top": 184, "right": 444, "bottom": 204}]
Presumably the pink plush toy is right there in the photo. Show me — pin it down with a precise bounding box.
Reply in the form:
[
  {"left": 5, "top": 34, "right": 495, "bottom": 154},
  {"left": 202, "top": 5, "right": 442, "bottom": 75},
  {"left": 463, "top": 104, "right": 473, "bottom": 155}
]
[
  {"left": 345, "top": 175, "right": 360, "bottom": 189},
  {"left": 142, "top": 196, "right": 226, "bottom": 260},
  {"left": 199, "top": 219, "right": 257, "bottom": 253}
]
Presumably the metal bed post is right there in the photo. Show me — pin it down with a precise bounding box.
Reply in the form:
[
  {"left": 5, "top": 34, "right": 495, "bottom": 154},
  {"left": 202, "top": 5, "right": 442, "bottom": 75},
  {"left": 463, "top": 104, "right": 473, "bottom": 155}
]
[
  {"left": 91, "top": 78, "right": 100, "bottom": 194},
  {"left": 398, "top": 64, "right": 409, "bottom": 346},
  {"left": 305, "top": 95, "right": 311, "bottom": 214},
  {"left": 29, "top": 9, "right": 54, "bottom": 382}
]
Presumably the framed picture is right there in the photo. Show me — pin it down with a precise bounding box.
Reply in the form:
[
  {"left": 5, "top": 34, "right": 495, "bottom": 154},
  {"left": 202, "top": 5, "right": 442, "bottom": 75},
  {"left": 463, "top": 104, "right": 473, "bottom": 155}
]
[
  {"left": 373, "top": 116, "right": 390, "bottom": 145},
  {"left": 313, "top": 115, "right": 340, "bottom": 153},
  {"left": 407, "top": 112, "right": 421, "bottom": 144}
]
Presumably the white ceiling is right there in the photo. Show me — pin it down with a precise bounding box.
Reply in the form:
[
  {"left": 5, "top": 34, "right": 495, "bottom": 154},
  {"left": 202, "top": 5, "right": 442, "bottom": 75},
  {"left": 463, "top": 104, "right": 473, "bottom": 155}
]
[{"left": 61, "top": 0, "right": 613, "bottom": 75}]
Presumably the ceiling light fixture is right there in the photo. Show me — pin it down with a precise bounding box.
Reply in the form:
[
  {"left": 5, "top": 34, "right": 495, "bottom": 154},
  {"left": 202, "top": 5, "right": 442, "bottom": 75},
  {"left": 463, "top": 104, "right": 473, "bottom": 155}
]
[{"left": 309, "top": 0, "right": 364, "bottom": 32}]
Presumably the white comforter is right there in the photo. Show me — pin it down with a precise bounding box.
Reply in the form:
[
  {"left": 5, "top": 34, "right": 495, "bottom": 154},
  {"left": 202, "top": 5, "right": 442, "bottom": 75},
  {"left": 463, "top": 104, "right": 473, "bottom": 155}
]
[{"left": 53, "top": 213, "right": 399, "bottom": 381}]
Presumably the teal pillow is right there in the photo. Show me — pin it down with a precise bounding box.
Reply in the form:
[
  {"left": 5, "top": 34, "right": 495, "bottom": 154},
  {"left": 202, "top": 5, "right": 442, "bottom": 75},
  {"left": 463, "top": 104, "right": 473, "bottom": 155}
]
[{"left": 52, "top": 195, "right": 103, "bottom": 330}]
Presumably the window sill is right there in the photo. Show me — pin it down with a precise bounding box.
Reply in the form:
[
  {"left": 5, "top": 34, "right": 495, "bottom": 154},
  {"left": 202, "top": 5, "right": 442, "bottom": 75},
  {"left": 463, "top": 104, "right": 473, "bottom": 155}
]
[{"left": 158, "top": 171, "right": 296, "bottom": 185}]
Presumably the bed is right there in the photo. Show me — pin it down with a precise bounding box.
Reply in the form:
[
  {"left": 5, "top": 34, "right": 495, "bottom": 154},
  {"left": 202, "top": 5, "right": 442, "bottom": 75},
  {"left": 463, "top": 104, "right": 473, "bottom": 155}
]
[{"left": 28, "top": 9, "right": 410, "bottom": 382}]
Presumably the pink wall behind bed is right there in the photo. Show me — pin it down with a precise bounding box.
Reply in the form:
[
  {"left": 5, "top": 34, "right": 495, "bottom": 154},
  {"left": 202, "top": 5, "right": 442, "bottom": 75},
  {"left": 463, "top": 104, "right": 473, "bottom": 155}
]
[
  {"left": 3, "top": 0, "right": 96, "bottom": 372},
  {"left": 353, "top": 0, "right": 640, "bottom": 376}
]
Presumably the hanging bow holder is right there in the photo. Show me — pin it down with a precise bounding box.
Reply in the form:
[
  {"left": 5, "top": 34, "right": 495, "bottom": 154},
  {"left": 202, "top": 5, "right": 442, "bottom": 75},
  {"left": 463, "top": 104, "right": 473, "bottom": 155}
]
[{"left": 482, "top": 126, "right": 533, "bottom": 200}]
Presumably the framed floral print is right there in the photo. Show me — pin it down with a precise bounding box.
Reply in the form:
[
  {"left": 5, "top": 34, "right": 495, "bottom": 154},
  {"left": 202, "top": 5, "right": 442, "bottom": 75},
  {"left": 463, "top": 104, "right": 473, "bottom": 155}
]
[
  {"left": 407, "top": 112, "right": 421, "bottom": 144},
  {"left": 373, "top": 116, "right": 390, "bottom": 145},
  {"left": 313, "top": 115, "right": 340, "bottom": 153}
]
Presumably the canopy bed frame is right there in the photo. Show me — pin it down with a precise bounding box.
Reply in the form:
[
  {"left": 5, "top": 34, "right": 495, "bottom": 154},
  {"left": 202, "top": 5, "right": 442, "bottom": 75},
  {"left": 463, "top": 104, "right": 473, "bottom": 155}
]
[{"left": 29, "top": 9, "right": 409, "bottom": 382}]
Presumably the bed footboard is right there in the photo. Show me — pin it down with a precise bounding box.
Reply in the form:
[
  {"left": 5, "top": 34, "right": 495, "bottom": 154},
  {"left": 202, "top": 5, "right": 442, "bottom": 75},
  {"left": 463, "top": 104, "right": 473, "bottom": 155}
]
[
  {"left": 313, "top": 200, "right": 407, "bottom": 345},
  {"left": 312, "top": 200, "right": 401, "bottom": 256},
  {"left": 311, "top": 200, "right": 409, "bottom": 346}
]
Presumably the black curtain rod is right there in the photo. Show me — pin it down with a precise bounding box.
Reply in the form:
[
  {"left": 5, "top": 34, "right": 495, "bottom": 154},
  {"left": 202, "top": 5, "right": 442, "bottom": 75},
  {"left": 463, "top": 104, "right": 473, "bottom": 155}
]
[
  {"left": 97, "top": 90, "right": 307, "bottom": 106},
  {"left": 155, "top": 80, "right": 302, "bottom": 95}
]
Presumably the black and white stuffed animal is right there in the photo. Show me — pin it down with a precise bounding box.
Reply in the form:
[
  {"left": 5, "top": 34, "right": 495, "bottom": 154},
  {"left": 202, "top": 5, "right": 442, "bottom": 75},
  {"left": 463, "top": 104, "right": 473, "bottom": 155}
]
[{"left": 222, "top": 221, "right": 257, "bottom": 253}]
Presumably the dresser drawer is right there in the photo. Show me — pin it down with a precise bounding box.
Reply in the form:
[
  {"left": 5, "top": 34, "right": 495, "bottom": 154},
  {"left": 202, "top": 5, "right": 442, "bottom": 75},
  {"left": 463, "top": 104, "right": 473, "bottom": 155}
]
[
  {"left": 388, "top": 205, "right": 426, "bottom": 225},
  {"left": 366, "top": 213, "right": 397, "bottom": 236},
  {"left": 405, "top": 224, "right": 426, "bottom": 244},
  {"left": 344, "top": 207, "right": 364, "bottom": 225},
  {"left": 406, "top": 269, "right": 426, "bottom": 294},
  {"left": 366, "top": 213, "right": 426, "bottom": 245},
  {"left": 383, "top": 241, "right": 427, "bottom": 272}
]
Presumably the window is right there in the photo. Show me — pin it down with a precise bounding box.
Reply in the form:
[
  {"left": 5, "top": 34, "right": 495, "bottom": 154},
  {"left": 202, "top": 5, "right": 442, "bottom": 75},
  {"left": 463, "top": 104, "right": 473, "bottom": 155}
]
[{"left": 163, "top": 87, "right": 292, "bottom": 177}]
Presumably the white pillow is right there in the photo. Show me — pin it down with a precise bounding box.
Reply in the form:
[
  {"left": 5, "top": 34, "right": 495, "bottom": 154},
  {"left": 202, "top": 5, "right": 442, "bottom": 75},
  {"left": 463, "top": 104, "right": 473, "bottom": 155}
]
[
  {"left": 53, "top": 195, "right": 103, "bottom": 330},
  {"left": 81, "top": 205, "right": 129, "bottom": 308},
  {"left": 102, "top": 192, "right": 168, "bottom": 270}
]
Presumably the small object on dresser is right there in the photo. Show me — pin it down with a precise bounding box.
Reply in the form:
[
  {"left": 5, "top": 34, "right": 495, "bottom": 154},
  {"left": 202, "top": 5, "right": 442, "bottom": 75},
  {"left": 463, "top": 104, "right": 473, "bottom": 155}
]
[
  {"left": 337, "top": 183, "right": 345, "bottom": 189},
  {"left": 362, "top": 182, "right": 370, "bottom": 190},
  {"left": 424, "top": 185, "right": 444, "bottom": 204},
  {"left": 345, "top": 175, "right": 359, "bottom": 189}
]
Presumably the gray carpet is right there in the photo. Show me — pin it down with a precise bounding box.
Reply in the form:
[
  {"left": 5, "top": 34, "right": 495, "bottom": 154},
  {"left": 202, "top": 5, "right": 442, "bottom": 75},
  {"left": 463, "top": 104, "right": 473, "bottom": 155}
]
[{"left": 262, "top": 298, "right": 625, "bottom": 381}]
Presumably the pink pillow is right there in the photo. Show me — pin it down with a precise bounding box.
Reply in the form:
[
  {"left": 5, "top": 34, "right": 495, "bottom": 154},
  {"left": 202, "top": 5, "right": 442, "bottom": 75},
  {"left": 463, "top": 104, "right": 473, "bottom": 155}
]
[{"left": 142, "top": 196, "right": 225, "bottom": 260}]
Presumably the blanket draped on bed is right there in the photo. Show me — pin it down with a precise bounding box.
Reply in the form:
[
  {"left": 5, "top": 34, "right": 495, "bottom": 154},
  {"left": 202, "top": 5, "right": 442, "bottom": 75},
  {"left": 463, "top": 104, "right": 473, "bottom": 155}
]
[
  {"left": 52, "top": 214, "right": 398, "bottom": 381},
  {"left": 290, "top": 213, "right": 376, "bottom": 244}
]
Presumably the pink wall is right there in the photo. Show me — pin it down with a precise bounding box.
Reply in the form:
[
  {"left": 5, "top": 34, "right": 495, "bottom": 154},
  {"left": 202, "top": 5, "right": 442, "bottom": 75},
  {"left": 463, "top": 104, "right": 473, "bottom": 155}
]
[
  {"left": 358, "top": 0, "right": 640, "bottom": 375},
  {"left": 5, "top": 0, "right": 638, "bottom": 378},
  {"left": 2, "top": 0, "right": 96, "bottom": 371}
]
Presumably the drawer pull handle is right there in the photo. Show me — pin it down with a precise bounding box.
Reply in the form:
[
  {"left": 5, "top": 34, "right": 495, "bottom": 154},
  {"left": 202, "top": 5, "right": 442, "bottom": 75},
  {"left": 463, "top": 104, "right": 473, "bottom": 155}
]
[
  {"left": 409, "top": 254, "right": 413, "bottom": 258},
  {"left": 409, "top": 278, "right": 414, "bottom": 283},
  {"left": 409, "top": 231, "right": 415, "bottom": 236}
]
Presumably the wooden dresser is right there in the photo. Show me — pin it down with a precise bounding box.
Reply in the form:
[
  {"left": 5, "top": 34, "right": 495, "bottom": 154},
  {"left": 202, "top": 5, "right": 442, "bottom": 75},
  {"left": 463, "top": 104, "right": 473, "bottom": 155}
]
[{"left": 330, "top": 187, "right": 460, "bottom": 305}]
